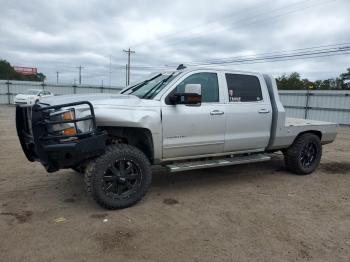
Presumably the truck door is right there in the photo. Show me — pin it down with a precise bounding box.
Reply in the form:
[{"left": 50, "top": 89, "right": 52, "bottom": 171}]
[
  {"left": 224, "top": 73, "right": 272, "bottom": 152},
  {"left": 162, "top": 72, "right": 226, "bottom": 159}
]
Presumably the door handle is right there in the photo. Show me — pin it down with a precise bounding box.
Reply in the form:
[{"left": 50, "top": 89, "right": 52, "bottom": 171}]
[
  {"left": 258, "top": 108, "right": 270, "bottom": 114},
  {"left": 210, "top": 110, "right": 224, "bottom": 116}
]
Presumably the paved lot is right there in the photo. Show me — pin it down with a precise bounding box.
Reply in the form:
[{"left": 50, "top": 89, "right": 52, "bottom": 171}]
[{"left": 0, "top": 105, "right": 349, "bottom": 262}]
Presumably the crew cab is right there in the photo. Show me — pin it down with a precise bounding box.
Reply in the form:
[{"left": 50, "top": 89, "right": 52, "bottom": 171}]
[{"left": 16, "top": 67, "right": 337, "bottom": 209}]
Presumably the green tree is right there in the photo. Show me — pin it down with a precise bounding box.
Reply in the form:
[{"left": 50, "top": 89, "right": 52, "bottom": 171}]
[
  {"left": 277, "top": 68, "right": 349, "bottom": 90},
  {"left": 0, "top": 59, "right": 46, "bottom": 81},
  {"left": 276, "top": 72, "right": 307, "bottom": 90},
  {"left": 340, "top": 68, "right": 350, "bottom": 89}
]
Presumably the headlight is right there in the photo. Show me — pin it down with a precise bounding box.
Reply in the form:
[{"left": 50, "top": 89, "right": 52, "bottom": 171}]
[
  {"left": 49, "top": 108, "right": 77, "bottom": 136},
  {"left": 48, "top": 107, "right": 93, "bottom": 137}
]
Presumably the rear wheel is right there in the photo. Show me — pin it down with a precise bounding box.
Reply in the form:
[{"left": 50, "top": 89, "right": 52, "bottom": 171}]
[
  {"left": 284, "top": 133, "right": 322, "bottom": 175},
  {"left": 85, "top": 144, "right": 152, "bottom": 209}
]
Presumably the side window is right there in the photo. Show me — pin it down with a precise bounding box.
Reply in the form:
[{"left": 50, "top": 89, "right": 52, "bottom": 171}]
[
  {"left": 175, "top": 72, "right": 219, "bottom": 103},
  {"left": 225, "top": 73, "right": 262, "bottom": 102}
]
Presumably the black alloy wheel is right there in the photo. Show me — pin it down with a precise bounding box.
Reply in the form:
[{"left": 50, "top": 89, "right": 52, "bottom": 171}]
[
  {"left": 85, "top": 144, "right": 152, "bottom": 209},
  {"left": 102, "top": 159, "right": 141, "bottom": 197},
  {"left": 299, "top": 142, "right": 318, "bottom": 169}
]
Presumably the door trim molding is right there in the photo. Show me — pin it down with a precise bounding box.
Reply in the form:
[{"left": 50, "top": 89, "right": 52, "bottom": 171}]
[{"left": 163, "top": 141, "right": 225, "bottom": 149}]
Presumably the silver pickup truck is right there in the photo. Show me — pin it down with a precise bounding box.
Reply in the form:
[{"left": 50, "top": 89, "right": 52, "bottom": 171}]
[{"left": 16, "top": 67, "right": 337, "bottom": 209}]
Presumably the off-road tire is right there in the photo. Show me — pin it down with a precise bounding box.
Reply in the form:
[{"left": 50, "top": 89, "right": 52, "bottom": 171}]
[
  {"left": 284, "top": 133, "right": 322, "bottom": 175},
  {"left": 85, "top": 144, "right": 152, "bottom": 209}
]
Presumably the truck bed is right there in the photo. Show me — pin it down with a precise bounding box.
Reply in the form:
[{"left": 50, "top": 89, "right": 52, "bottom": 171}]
[
  {"left": 269, "top": 117, "right": 338, "bottom": 150},
  {"left": 285, "top": 117, "right": 336, "bottom": 127}
]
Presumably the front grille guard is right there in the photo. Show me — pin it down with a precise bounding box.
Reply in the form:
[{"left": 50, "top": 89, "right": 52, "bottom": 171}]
[
  {"left": 16, "top": 101, "right": 99, "bottom": 162},
  {"left": 35, "top": 101, "right": 97, "bottom": 142}
]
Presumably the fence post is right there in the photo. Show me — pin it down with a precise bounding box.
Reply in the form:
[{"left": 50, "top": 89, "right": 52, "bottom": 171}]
[
  {"left": 41, "top": 82, "right": 46, "bottom": 91},
  {"left": 73, "top": 84, "right": 77, "bottom": 94},
  {"left": 101, "top": 85, "right": 103, "bottom": 93},
  {"left": 6, "top": 80, "right": 11, "bottom": 105},
  {"left": 304, "top": 89, "right": 310, "bottom": 119}
]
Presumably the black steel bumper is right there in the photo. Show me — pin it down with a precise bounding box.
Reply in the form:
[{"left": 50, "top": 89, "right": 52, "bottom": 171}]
[{"left": 16, "top": 101, "right": 106, "bottom": 173}]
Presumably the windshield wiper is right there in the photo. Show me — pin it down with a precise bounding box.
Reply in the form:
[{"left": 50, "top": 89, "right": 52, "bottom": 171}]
[
  {"left": 122, "top": 74, "right": 162, "bottom": 94},
  {"left": 142, "top": 73, "right": 175, "bottom": 99}
]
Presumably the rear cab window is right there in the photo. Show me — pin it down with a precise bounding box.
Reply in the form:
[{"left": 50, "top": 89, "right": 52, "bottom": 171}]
[{"left": 225, "top": 73, "right": 263, "bottom": 102}]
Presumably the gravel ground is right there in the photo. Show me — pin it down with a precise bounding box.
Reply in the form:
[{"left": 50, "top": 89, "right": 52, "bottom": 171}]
[{"left": 0, "top": 105, "right": 349, "bottom": 262}]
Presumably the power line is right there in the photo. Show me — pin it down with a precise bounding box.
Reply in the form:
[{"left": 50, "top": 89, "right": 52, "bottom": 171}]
[
  {"left": 132, "top": 0, "right": 335, "bottom": 49},
  {"left": 169, "top": 44, "right": 350, "bottom": 67},
  {"left": 197, "top": 50, "right": 350, "bottom": 67},
  {"left": 177, "top": 43, "right": 350, "bottom": 66},
  {"left": 32, "top": 43, "right": 350, "bottom": 85},
  {"left": 75, "top": 47, "right": 350, "bottom": 78},
  {"left": 131, "top": 0, "right": 315, "bottom": 48}
]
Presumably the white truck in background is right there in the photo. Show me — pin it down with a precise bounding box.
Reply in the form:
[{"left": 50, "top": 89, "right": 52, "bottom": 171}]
[{"left": 16, "top": 67, "right": 337, "bottom": 209}]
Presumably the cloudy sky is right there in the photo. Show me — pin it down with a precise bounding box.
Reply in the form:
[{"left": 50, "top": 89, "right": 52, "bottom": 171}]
[{"left": 1, "top": 0, "right": 349, "bottom": 86}]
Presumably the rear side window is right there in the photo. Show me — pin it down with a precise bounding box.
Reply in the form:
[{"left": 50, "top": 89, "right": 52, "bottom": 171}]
[{"left": 225, "top": 74, "right": 262, "bottom": 102}]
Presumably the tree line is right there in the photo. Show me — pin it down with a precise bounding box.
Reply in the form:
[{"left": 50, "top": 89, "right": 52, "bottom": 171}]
[
  {"left": 0, "top": 60, "right": 46, "bottom": 82},
  {"left": 276, "top": 68, "right": 350, "bottom": 90}
]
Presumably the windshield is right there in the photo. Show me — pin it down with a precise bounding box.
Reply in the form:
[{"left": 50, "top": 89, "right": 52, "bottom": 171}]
[
  {"left": 122, "top": 72, "right": 180, "bottom": 99},
  {"left": 26, "top": 90, "right": 40, "bottom": 95}
]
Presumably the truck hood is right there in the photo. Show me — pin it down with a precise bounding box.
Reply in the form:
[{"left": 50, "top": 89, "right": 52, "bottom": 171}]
[{"left": 40, "top": 93, "right": 159, "bottom": 107}]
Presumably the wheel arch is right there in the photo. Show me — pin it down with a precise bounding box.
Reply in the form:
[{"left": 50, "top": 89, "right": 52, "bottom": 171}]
[
  {"left": 101, "top": 126, "right": 154, "bottom": 164},
  {"left": 294, "top": 130, "right": 322, "bottom": 143}
]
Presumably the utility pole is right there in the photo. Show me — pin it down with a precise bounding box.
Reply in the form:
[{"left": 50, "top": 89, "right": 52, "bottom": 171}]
[
  {"left": 123, "top": 48, "right": 135, "bottom": 85},
  {"left": 56, "top": 71, "right": 59, "bottom": 84},
  {"left": 125, "top": 64, "right": 128, "bottom": 87},
  {"left": 76, "top": 65, "right": 84, "bottom": 85},
  {"left": 109, "top": 55, "right": 112, "bottom": 87}
]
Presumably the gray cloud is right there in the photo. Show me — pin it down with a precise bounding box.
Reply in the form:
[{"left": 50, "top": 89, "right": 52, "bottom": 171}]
[{"left": 0, "top": 0, "right": 349, "bottom": 86}]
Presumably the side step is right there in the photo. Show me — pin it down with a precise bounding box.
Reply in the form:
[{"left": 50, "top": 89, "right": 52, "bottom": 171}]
[{"left": 165, "top": 154, "right": 271, "bottom": 173}]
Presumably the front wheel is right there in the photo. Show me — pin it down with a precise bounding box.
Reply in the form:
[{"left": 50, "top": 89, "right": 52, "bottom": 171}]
[
  {"left": 85, "top": 144, "right": 152, "bottom": 209},
  {"left": 284, "top": 133, "right": 322, "bottom": 175}
]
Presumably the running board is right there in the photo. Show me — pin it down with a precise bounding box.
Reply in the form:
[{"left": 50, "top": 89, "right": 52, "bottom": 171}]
[{"left": 165, "top": 154, "right": 271, "bottom": 173}]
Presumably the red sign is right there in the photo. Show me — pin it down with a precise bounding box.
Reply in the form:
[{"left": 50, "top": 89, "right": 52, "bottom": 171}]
[{"left": 14, "top": 66, "right": 38, "bottom": 76}]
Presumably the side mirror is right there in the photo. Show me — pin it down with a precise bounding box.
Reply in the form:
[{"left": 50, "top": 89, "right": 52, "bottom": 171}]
[
  {"left": 169, "top": 92, "right": 202, "bottom": 105},
  {"left": 169, "top": 84, "right": 202, "bottom": 105}
]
